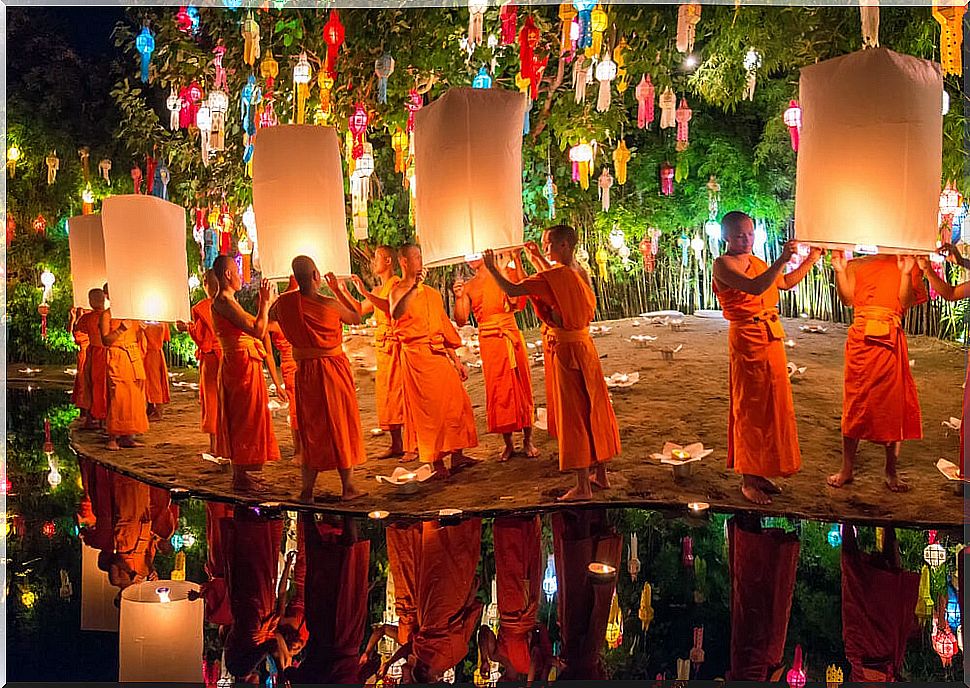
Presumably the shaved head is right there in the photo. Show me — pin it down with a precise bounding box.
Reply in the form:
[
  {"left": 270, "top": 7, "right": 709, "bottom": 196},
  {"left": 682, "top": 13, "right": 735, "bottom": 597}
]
[
  {"left": 546, "top": 225, "right": 578, "bottom": 249},
  {"left": 720, "top": 211, "right": 753, "bottom": 239},
  {"left": 375, "top": 245, "right": 396, "bottom": 261},
  {"left": 291, "top": 255, "right": 319, "bottom": 291},
  {"left": 212, "top": 254, "right": 240, "bottom": 290},
  {"left": 203, "top": 269, "right": 219, "bottom": 298},
  {"left": 88, "top": 288, "right": 105, "bottom": 309},
  {"left": 399, "top": 244, "right": 421, "bottom": 259}
]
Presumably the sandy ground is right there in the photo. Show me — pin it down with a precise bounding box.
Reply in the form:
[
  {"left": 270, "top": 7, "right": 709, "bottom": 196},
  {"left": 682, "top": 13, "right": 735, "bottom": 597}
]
[{"left": 45, "top": 314, "right": 967, "bottom": 527}]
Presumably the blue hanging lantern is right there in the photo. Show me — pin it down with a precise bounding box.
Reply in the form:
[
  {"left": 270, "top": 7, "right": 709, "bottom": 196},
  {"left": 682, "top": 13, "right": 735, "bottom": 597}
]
[
  {"left": 946, "top": 584, "right": 961, "bottom": 631},
  {"left": 544, "top": 175, "right": 556, "bottom": 220},
  {"left": 241, "top": 75, "right": 257, "bottom": 137},
  {"left": 222, "top": 0, "right": 242, "bottom": 9},
  {"left": 187, "top": 5, "right": 200, "bottom": 34},
  {"left": 523, "top": 98, "right": 532, "bottom": 135},
  {"left": 171, "top": 532, "right": 184, "bottom": 551},
  {"left": 204, "top": 224, "right": 218, "bottom": 269},
  {"left": 573, "top": 1, "right": 595, "bottom": 49},
  {"left": 375, "top": 54, "right": 395, "bottom": 105},
  {"left": 827, "top": 523, "right": 842, "bottom": 548},
  {"left": 472, "top": 66, "right": 492, "bottom": 89},
  {"left": 135, "top": 27, "right": 155, "bottom": 83},
  {"left": 152, "top": 160, "right": 170, "bottom": 201}
]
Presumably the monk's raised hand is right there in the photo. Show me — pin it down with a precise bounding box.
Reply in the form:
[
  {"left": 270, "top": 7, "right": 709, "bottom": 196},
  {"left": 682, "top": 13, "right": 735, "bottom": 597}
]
[
  {"left": 830, "top": 250, "right": 847, "bottom": 273},
  {"left": 452, "top": 278, "right": 465, "bottom": 298},
  {"left": 808, "top": 246, "right": 823, "bottom": 263},
  {"left": 482, "top": 248, "right": 496, "bottom": 270},
  {"left": 916, "top": 255, "right": 931, "bottom": 273},
  {"left": 258, "top": 278, "right": 272, "bottom": 304},
  {"left": 897, "top": 254, "right": 916, "bottom": 274},
  {"left": 324, "top": 271, "right": 340, "bottom": 292},
  {"left": 175, "top": 320, "right": 188, "bottom": 332},
  {"left": 350, "top": 274, "right": 367, "bottom": 293},
  {"left": 939, "top": 242, "right": 964, "bottom": 265},
  {"left": 780, "top": 240, "right": 798, "bottom": 263}
]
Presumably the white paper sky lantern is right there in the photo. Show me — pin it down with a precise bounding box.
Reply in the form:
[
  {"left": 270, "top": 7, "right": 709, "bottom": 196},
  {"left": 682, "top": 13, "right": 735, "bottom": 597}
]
[
  {"left": 413, "top": 87, "right": 527, "bottom": 267},
  {"left": 119, "top": 580, "right": 203, "bottom": 682},
  {"left": 81, "top": 543, "right": 119, "bottom": 632},
  {"left": 794, "top": 47, "right": 942, "bottom": 253},
  {"left": 68, "top": 214, "right": 107, "bottom": 308},
  {"left": 252, "top": 124, "right": 350, "bottom": 277},
  {"left": 101, "top": 195, "right": 190, "bottom": 322}
]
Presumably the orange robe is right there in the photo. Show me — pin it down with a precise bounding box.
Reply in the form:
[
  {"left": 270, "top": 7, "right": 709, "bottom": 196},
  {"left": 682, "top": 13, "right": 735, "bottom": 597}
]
[
  {"left": 726, "top": 517, "right": 799, "bottom": 681},
  {"left": 394, "top": 284, "right": 478, "bottom": 462},
  {"left": 539, "top": 322, "right": 559, "bottom": 438},
  {"left": 962, "top": 352, "right": 968, "bottom": 477},
  {"left": 200, "top": 501, "right": 234, "bottom": 626},
  {"left": 374, "top": 276, "right": 405, "bottom": 429},
  {"left": 224, "top": 508, "right": 283, "bottom": 679},
  {"left": 142, "top": 323, "right": 171, "bottom": 405},
  {"left": 414, "top": 518, "right": 483, "bottom": 675},
  {"left": 714, "top": 256, "right": 800, "bottom": 478},
  {"left": 552, "top": 510, "right": 621, "bottom": 679},
  {"left": 521, "top": 266, "right": 620, "bottom": 471},
  {"left": 78, "top": 458, "right": 115, "bottom": 553},
  {"left": 270, "top": 292, "right": 366, "bottom": 471},
  {"left": 468, "top": 273, "right": 534, "bottom": 434},
  {"left": 72, "top": 322, "right": 90, "bottom": 410},
  {"left": 109, "top": 474, "right": 155, "bottom": 588},
  {"left": 290, "top": 515, "right": 370, "bottom": 684},
  {"left": 386, "top": 522, "right": 423, "bottom": 645},
  {"left": 187, "top": 298, "right": 222, "bottom": 435},
  {"left": 79, "top": 310, "right": 108, "bottom": 420},
  {"left": 213, "top": 311, "right": 281, "bottom": 467},
  {"left": 842, "top": 256, "right": 925, "bottom": 442},
  {"left": 106, "top": 318, "right": 150, "bottom": 436},
  {"left": 494, "top": 515, "right": 542, "bottom": 675},
  {"left": 270, "top": 327, "right": 299, "bottom": 431}
]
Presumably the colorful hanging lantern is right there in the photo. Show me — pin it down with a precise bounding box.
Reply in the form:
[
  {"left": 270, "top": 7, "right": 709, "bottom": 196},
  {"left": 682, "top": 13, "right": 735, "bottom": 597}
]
[
  {"left": 613, "top": 140, "right": 631, "bottom": 185},
  {"left": 472, "top": 66, "right": 493, "bottom": 89},
  {"left": 784, "top": 99, "right": 802, "bottom": 151},
  {"left": 573, "top": 55, "right": 591, "bottom": 103},
  {"left": 293, "top": 52, "right": 312, "bottom": 124},
  {"left": 945, "top": 584, "right": 961, "bottom": 631},
  {"left": 81, "top": 184, "right": 95, "bottom": 215},
  {"left": 391, "top": 128, "right": 409, "bottom": 173},
  {"left": 175, "top": 6, "right": 193, "bottom": 33},
  {"left": 627, "top": 533, "right": 640, "bottom": 580},
  {"left": 660, "top": 162, "right": 675, "bottom": 196},
  {"left": 916, "top": 565, "right": 935, "bottom": 625},
  {"left": 34, "top": 215, "right": 48, "bottom": 237},
  {"left": 242, "top": 12, "right": 260, "bottom": 66},
  {"left": 6, "top": 144, "right": 21, "bottom": 178},
  {"left": 211, "top": 44, "right": 228, "bottom": 92},
  {"left": 636, "top": 75, "right": 655, "bottom": 128},
  {"left": 544, "top": 174, "right": 556, "bottom": 220},
  {"left": 588, "top": 6, "right": 608, "bottom": 58},
  {"left": 130, "top": 165, "right": 144, "bottom": 194},
  {"left": 639, "top": 583, "right": 654, "bottom": 630},
  {"left": 542, "top": 554, "right": 557, "bottom": 601},
  {"left": 154, "top": 160, "right": 170, "bottom": 201},
  {"left": 682, "top": 536, "right": 694, "bottom": 567},
  {"left": 932, "top": 615, "right": 958, "bottom": 667},
  {"left": 569, "top": 141, "right": 593, "bottom": 189},
  {"left": 924, "top": 531, "right": 947, "bottom": 568},
  {"left": 826, "top": 665, "right": 844, "bottom": 687},
  {"left": 827, "top": 523, "right": 842, "bottom": 547},
  {"left": 351, "top": 142, "right": 375, "bottom": 240},
  {"left": 659, "top": 87, "right": 677, "bottom": 129},
  {"left": 42, "top": 150, "right": 58, "bottom": 185},
  {"left": 595, "top": 56, "right": 617, "bottom": 112},
  {"left": 690, "top": 627, "right": 705, "bottom": 668},
  {"left": 573, "top": 0, "right": 595, "bottom": 49},
  {"left": 348, "top": 103, "right": 369, "bottom": 159},
  {"left": 595, "top": 246, "right": 609, "bottom": 280},
  {"left": 599, "top": 168, "right": 614, "bottom": 212},
  {"left": 43, "top": 520, "right": 57, "bottom": 538},
  {"left": 559, "top": 2, "right": 577, "bottom": 51},
  {"left": 406, "top": 89, "right": 423, "bottom": 133},
  {"left": 787, "top": 645, "right": 807, "bottom": 688},
  {"left": 468, "top": 0, "right": 487, "bottom": 49},
  {"left": 500, "top": 2, "right": 518, "bottom": 44},
  {"left": 706, "top": 175, "right": 720, "bottom": 218},
  {"left": 690, "top": 234, "right": 705, "bottom": 261},
  {"left": 675, "top": 97, "right": 692, "bottom": 151},
  {"left": 167, "top": 89, "right": 181, "bottom": 130},
  {"left": 743, "top": 48, "right": 762, "bottom": 100},
  {"left": 78, "top": 146, "right": 91, "bottom": 181},
  {"left": 704, "top": 220, "right": 722, "bottom": 257},
  {"left": 322, "top": 10, "right": 345, "bottom": 78},
  {"left": 860, "top": 0, "right": 880, "bottom": 47},
  {"left": 676, "top": 2, "right": 701, "bottom": 53},
  {"left": 375, "top": 54, "right": 395, "bottom": 104},
  {"left": 606, "top": 592, "right": 623, "bottom": 649},
  {"left": 180, "top": 82, "right": 204, "bottom": 129},
  {"left": 196, "top": 103, "right": 212, "bottom": 162},
  {"left": 518, "top": 15, "right": 546, "bottom": 101},
  {"left": 135, "top": 27, "right": 155, "bottom": 83},
  {"left": 932, "top": 0, "right": 966, "bottom": 77}
]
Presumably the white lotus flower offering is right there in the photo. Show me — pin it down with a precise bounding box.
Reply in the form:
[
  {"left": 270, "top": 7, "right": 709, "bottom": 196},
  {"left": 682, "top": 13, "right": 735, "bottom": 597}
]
[
  {"left": 589, "top": 324, "right": 613, "bottom": 337},
  {"left": 787, "top": 362, "right": 807, "bottom": 379},
  {"left": 652, "top": 441, "right": 714, "bottom": 479},
  {"left": 534, "top": 407, "right": 548, "bottom": 431},
  {"left": 605, "top": 372, "right": 640, "bottom": 388},
  {"left": 799, "top": 324, "right": 828, "bottom": 334},
  {"left": 660, "top": 344, "right": 684, "bottom": 361},
  {"left": 376, "top": 465, "right": 435, "bottom": 494},
  {"left": 630, "top": 335, "right": 657, "bottom": 348}
]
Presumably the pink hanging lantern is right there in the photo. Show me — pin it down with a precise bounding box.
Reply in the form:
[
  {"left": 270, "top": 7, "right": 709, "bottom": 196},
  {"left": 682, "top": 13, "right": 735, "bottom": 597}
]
[
  {"left": 500, "top": 2, "right": 518, "bottom": 45},
  {"left": 786, "top": 645, "right": 807, "bottom": 688},
  {"left": 675, "top": 97, "right": 692, "bottom": 151},
  {"left": 348, "top": 103, "right": 369, "bottom": 159},
  {"left": 406, "top": 89, "right": 423, "bottom": 133},
  {"left": 131, "top": 165, "right": 144, "bottom": 194},
  {"left": 784, "top": 100, "right": 802, "bottom": 152},
  {"left": 932, "top": 617, "right": 958, "bottom": 667},
  {"left": 681, "top": 536, "right": 694, "bottom": 568},
  {"left": 636, "top": 74, "right": 655, "bottom": 128},
  {"left": 660, "top": 162, "right": 675, "bottom": 196}
]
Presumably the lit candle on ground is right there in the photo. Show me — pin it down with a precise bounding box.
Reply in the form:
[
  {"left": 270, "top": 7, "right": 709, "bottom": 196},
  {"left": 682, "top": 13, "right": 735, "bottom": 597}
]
[
  {"left": 687, "top": 501, "right": 710, "bottom": 514},
  {"left": 368, "top": 510, "right": 389, "bottom": 520},
  {"left": 671, "top": 449, "right": 691, "bottom": 461}
]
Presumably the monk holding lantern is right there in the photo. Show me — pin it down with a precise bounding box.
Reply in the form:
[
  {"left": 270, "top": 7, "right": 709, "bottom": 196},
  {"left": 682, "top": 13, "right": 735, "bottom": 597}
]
[{"left": 177, "top": 270, "right": 222, "bottom": 455}]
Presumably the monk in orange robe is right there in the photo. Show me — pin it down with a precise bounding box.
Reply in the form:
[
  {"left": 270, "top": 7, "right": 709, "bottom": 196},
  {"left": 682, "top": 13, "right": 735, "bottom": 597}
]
[
  {"left": 389, "top": 245, "right": 478, "bottom": 477},
  {"left": 211, "top": 255, "right": 281, "bottom": 492},
  {"left": 269, "top": 275, "right": 301, "bottom": 460},
  {"left": 840, "top": 525, "right": 918, "bottom": 681},
  {"left": 188, "top": 501, "right": 235, "bottom": 626},
  {"left": 552, "top": 509, "right": 621, "bottom": 679},
  {"left": 828, "top": 252, "right": 924, "bottom": 492},
  {"left": 454, "top": 256, "right": 538, "bottom": 461},
  {"left": 108, "top": 474, "right": 157, "bottom": 590},
  {"left": 69, "top": 306, "right": 91, "bottom": 420},
  {"left": 141, "top": 322, "right": 171, "bottom": 421},
  {"left": 287, "top": 514, "right": 370, "bottom": 684},
  {"left": 479, "top": 515, "right": 543, "bottom": 681},
  {"left": 918, "top": 245, "right": 970, "bottom": 478},
  {"left": 177, "top": 270, "right": 222, "bottom": 455},
  {"left": 484, "top": 226, "right": 620, "bottom": 501},
  {"left": 77, "top": 289, "right": 108, "bottom": 430},
  {"left": 726, "top": 515, "right": 799, "bottom": 681},
  {"left": 352, "top": 246, "right": 408, "bottom": 459},
  {"left": 100, "top": 286, "right": 150, "bottom": 451},
  {"left": 78, "top": 457, "right": 115, "bottom": 554},
  {"left": 268, "top": 256, "right": 367, "bottom": 501},
  {"left": 712, "top": 212, "right": 821, "bottom": 504}
]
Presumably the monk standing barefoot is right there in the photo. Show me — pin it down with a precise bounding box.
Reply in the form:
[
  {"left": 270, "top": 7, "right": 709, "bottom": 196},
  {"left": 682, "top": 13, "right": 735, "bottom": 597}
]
[
  {"left": 454, "top": 255, "right": 538, "bottom": 461},
  {"left": 211, "top": 255, "right": 281, "bottom": 493},
  {"left": 351, "top": 246, "right": 408, "bottom": 460},
  {"left": 269, "top": 276, "right": 301, "bottom": 461},
  {"left": 142, "top": 322, "right": 171, "bottom": 421},
  {"left": 389, "top": 245, "right": 478, "bottom": 478},
  {"left": 484, "top": 226, "right": 620, "bottom": 502},
  {"left": 77, "top": 289, "right": 108, "bottom": 431},
  {"left": 100, "top": 288, "right": 149, "bottom": 452},
  {"left": 177, "top": 270, "right": 222, "bottom": 456},
  {"left": 69, "top": 306, "right": 91, "bottom": 423},
  {"left": 712, "top": 212, "right": 821, "bottom": 505},
  {"left": 828, "top": 252, "right": 924, "bottom": 492},
  {"left": 268, "top": 256, "right": 368, "bottom": 502}
]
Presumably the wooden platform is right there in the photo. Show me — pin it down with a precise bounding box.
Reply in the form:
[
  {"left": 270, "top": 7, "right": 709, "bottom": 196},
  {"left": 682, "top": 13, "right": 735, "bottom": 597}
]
[{"left": 56, "top": 315, "right": 967, "bottom": 527}]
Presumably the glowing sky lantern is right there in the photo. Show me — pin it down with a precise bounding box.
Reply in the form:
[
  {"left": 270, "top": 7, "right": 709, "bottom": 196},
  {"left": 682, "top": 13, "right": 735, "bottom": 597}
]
[
  {"left": 292, "top": 52, "right": 312, "bottom": 124},
  {"left": 595, "top": 55, "right": 617, "bottom": 111},
  {"left": 135, "top": 26, "right": 155, "bottom": 83},
  {"left": 119, "top": 580, "right": 203, "bottom": 682},
  {"left": 67, "top": 214, "right": 107, "bottom": 307},
  {"left": 784, "top": 100, "right": 802, "bottom": 151},
  {"left": 322, "top": 10, "right": 345, "bottom": 78}
]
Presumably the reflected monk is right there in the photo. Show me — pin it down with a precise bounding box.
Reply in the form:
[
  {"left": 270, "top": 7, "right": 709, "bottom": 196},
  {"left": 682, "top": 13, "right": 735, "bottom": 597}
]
[
  {"left": 454, "top": 254, "right": 538, "bottom": 461},
  {"left": 351, "top": 246, "right": 408, "bottom": 459},
  {"left": 918, "top": 244, "right": 970, "bottom": 479},
  {"left": 177, "top": 270, "right": 222, "bottom": 455},
  {"left": 269, "top": 275, "right": 301, "bottom": 461},
  {"left": 107, "top": 474, "right": 156, "bottom": 592},
  {"left": 100, "top": 284, "right": 149, "bottom": 451},
  {"left": 69, "top": 306, "right": 90, "bottom": 423},
  {"left": 726, "top": 515, "right": 799, "bottom": 681},
  {"left": 141, "top": 322, "right": 171, "bottom": 421},
  {"left": 828, "top": 252, "right": 924, "bottom": 492},
  {"left": 188, "top": 501, "right": 234, "bottom": 626},
  {"left": 77, "top": 289, "right": 108, "bottom": 431},
  {"left": 211, "top": 255, "right": 281, "bottom": 493},
  {"left": 268, "top": 256, "right": 367, "bottom": 501},
  {"left": 712, "top": 212, "right": 821, "bottom": 504},
  {"left": 840, "top": 525, "right": 918, "bottom": 681},
  {"left": 389, "top": 245, "right": 478, "bottom": 477},
  {"left": 484, "top": 225, "right": 620, "bottom": 501}
]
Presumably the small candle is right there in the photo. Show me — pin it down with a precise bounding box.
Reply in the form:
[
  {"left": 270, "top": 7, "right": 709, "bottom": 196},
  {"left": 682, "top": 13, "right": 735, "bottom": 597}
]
[
  {"left": 587, "top": 562, "right": 617, "bottom": 582},
  {"left": 687, "top": 501, "right": 710, "bottom": 514},
  {"left": 368, "top": 510, "right": 389, "bottom": 520},
  {"left": 155, "top": 586, "right": 171, "bottom": 604},
  {"left": 671, "top": 449, "right": 691, "bottom": 461}
]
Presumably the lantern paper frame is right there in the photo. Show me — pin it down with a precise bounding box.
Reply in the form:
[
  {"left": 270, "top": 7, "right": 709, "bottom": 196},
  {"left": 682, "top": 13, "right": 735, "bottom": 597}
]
[
  {"left": 252, "top": 125, "right": 351, "bottom": 278},
  {"left": 101, "top": 195, "right": 190, "bottom": 322},
  {"left": 119, "top": 579, "right": 203, "bottom": 682},
  {"left": 67, "top": 214, "right": 108, "bottom": 308},
  {"left": 794, "top": 47, "right": 943, "bottom": 254},
  {"left": 413, "top": 87, "right": 528, "bottom": 267},
  {"left": 81, "top": 543, "right": 119, "bottom": 632}
]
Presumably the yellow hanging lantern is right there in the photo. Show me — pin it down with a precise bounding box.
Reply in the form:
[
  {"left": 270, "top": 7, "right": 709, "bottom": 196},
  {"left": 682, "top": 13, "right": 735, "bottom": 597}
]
[
  {"left": 516, "top": 71, "right": 531, "bottom": 96},
  {"left": 559, "top": 2, "right": 577, "bottom": 51},
  {"left": 587, "top": 6, "right": 609, "bottom": 58},
  {"left": 242, "top": 12, "right": 260, "bottom": 66},
  {"left": 916, "top": 564, "right": 935, "bottom": 625},
  {"left": 613, "top": 38, "right": 629, "bottom": 93},
  {"left": 171, "top": 551, "right": 186, "bottom": 581},
  {"left": 826, "top": 664, "right": 843, "bottom": 688},
  {"left": 569, "top": 140, "right": 594, "bottom": 190},
  {"left": 595, "top": 245, "right": 609, "bottom": 280},
  {"left": 639, "top": 582, "right": 654, "bottom": 631},
  {"left": 606, "top": 590, "right": 623, "bottom": 648},
  {"left": 318, "top": 73, "right": 335, "bottom": 123},
  {"left": 933, "top": 0, "right": 966, "bottom": 76},
  {"left": 613, "top": 140, "right": 631, "bottom": 185},
  {"left": 293, "top": 52, "right": 312, "bottom": 124},
  {"left": 391, "top": 128, "right": 409, "bottom": 174},
  {"left": 260, "top": 50, "right": 279, "bottom": 83}
]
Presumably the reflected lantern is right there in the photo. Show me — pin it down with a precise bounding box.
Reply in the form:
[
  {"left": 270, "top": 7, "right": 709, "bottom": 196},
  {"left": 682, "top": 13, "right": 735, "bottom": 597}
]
[
  {"left": 119, "top": 580, "right": 203, "bottom": 681},
  {"left": 542, "top": 553, "right": 557, "bottom": 601}
]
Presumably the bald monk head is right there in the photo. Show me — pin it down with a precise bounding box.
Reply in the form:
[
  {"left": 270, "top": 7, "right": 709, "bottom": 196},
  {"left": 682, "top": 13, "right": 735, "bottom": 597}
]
[
  {"left": 213, "top": 254, "right": 241, "bottom": 292},
  {"left": 203, "top": 269, "right": 219, "bottom": 299},
  {"left": 371, "top": 245, "right": 397, "bottom": 279},
  {"left": 542, "top": 224, "right": 578, "bottom": 266},
  {"left": 291, "top": 255, "right": 322, "bottom": 295},
  {"left": 88, "top": 288, "right": 106, "bottom": 310},
  {"left": 398, "top": 244, "right": 424, "bottom": 281},
  {"left": 721, "top": 211, "right": 755, "bottom": 255}
]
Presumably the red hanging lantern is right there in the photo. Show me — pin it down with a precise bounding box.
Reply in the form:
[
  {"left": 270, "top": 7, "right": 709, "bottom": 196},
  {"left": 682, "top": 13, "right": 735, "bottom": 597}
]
[
  {"left": 6, "top": 215, "right": 15, "bottom": 244},
  {"left": 145, "top": 154, "right": 157, "bottom": 195},
  {"left": 32, "top": 214, "right": 47, "bottom": 234},
  {"left": 786, "top": 645, "right": 807, "bottom": 688},
  {"left": 932, "top": 617, "right": 958, "bottom": 667},
  {"left": 131, "top": 165, "right": 144, "bottom": 194},
  {"left": 518, "top": 15, "right": 547, "bottom": 100},
  {"left": 405, "top": 89, "right": 423, "bottom": 133},
  {"left": 175, "top": 6, "right": 192, "bottom": 33},
  {"left": 500, "top": 2, "right": 518, "bottom": 45},
  {"left": 660, "top": 162, "right": 675, "bottom": 196},
  {"left": 322, "top": 10, "right": 345, "bottom": 78},
  {"left": 43, "top": 418, "right": 53, "bottom": 454},
  {"left": 681, "top": 536, "right": 694, "bottom": 568},
  {"left": 348, "top": 103, "right": 369, "bottom": 159},
  {"left": 784, "top": 100, "right": 802, "bottom": 152},
  {"left": 42, "top": 520, "right": 56, "bottom": 538}
]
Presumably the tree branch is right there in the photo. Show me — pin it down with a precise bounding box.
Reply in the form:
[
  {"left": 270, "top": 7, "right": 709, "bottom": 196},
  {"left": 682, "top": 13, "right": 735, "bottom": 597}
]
[{"left": 530, "top": 48, "right": 567, "bottom": 143}]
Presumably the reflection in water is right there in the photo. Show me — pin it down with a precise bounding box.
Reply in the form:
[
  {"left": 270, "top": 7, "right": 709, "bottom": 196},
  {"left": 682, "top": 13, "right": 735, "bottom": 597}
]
[{"left": 5, "top": 387, "right": 966, "bottom": 683}]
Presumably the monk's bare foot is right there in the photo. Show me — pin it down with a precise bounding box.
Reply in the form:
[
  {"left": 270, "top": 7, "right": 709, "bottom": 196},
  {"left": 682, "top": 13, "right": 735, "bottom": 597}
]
[
  {"left": 118, "top": 438, "right": 144, "bottom": 448},
  {"left": 826, "top": 471, "right": 853, "bottom": 488},
  {"left": 450, "top": 453, "right": 479, "bottom": 470},
  {"left": 557, "top": 485, "right": 593, "bottom": 502},
  {"left": 590, "top": 466, "right": 611, "bottom": 490},
  {"left": 498, "top": 445, "right": 514, "bottom": 462},
  {"left": 106, "top": 439, "right": 121, "bottom": 451},
  {"left": 740, "top": 483, "right": 772, "bottom": 505},
  {"left": 432, "top": 461, "right": 450, "bottom": 479},
  {"left": 885, "top": 474, "right": 910, "bottom": 492},
  {"left": 399, "top": 452, "right": 418, "bottom": 463},
  {"left": 378, "top": 447, "right": 405, "bottom": 460},
  {"left": 756, "top": 476, "right": 782, "bottom": 494},
  {"left": 147, "top": 412, "right": 162, "bottom": 422},
  {"left": 233, "top": 473, "right": 267, "bottom": 493},
  {"left": 523, "top": 442, "right": 540, "bottom": 458},
  {"left": 341, "top": 486, "right": 368, "bottom": 502}
]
